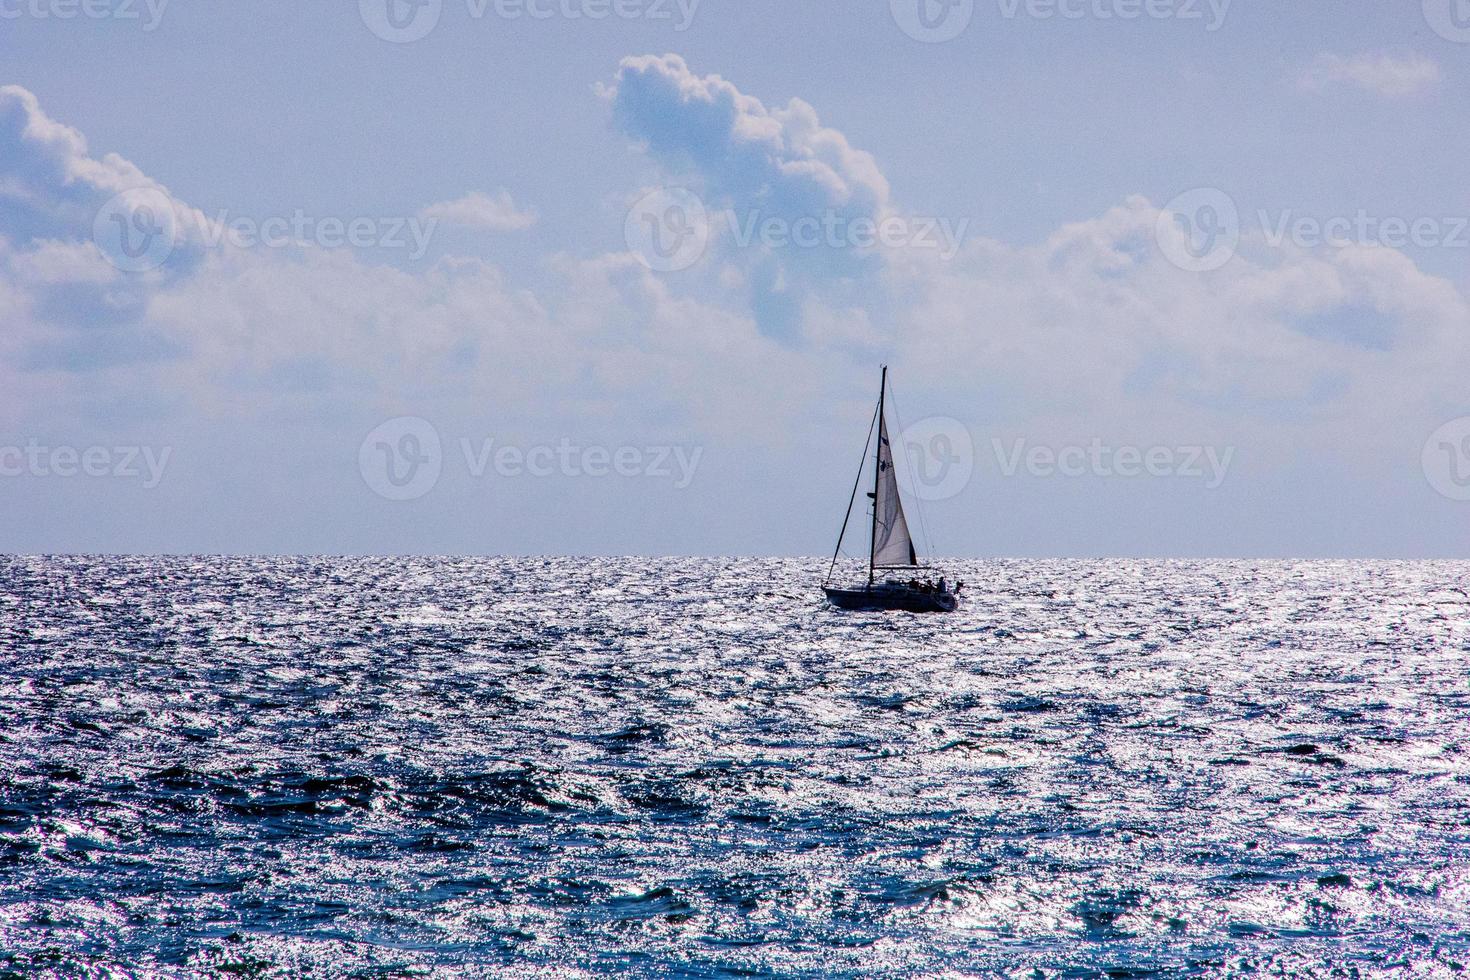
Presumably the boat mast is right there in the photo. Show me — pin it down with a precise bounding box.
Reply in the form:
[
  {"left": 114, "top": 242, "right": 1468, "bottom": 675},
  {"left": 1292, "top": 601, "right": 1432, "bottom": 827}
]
[{"left": 868, "top": 365, "right": 887, "bottom": 587}]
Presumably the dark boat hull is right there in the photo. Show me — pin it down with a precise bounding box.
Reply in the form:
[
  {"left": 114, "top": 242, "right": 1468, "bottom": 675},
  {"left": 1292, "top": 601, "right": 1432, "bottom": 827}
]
[{"left": 823, "top": 585, "right": 958, "bottom": 613}]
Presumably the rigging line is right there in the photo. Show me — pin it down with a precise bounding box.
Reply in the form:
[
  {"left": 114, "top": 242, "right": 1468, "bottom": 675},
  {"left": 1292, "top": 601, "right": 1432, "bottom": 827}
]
[
  {"left": 883, "top": 378, "right": 937, "bottom": 561},
  {"left": 825, "top": 395, "right": 882, "bottom": 588}
]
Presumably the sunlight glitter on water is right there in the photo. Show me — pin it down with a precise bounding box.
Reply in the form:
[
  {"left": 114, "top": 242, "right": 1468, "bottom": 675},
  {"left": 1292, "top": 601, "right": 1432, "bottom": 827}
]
[{"left": 2, "top": 556, "right": 1470, "bottom": 976}]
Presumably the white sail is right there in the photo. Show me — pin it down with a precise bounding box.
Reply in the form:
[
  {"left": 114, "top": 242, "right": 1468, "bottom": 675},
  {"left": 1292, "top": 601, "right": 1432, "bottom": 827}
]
[{"left": 872, "top": 412, "right": 918, "bottom": 567}]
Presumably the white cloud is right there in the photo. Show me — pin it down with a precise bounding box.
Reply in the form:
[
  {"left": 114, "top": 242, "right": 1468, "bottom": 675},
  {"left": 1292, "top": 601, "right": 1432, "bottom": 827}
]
[
  {"left": 0, "top": 85, "right": 821, "bottom": 444},
  {"left": 603, "top": 53, "right": 899, "bottom": 339},
  {"left": 8, "top": 239, "right": 117, "bottom": 285},
  {"left": 1300, "top": 52, "right": 1441, "bottom": 98},
  {"left": 0, "top": 85, "right": 208, "bottom": 252},
  {"left": 3, "top": 74, "right": 1469, "bottom": 505},
  {"left": 604, "top": 53, "right": 890, "bottom": 217},
  {"left": 888, "top": 195, "right": 1470, "bottom": 471},
  {"left": 419, "top": 189, "right": 537, "bottom": 232}
]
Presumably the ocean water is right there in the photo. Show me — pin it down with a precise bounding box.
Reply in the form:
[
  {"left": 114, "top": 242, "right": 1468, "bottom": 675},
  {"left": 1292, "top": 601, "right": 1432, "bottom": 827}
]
[{"left": 2, "top": 556, "right": 1469, "bottom": 978}]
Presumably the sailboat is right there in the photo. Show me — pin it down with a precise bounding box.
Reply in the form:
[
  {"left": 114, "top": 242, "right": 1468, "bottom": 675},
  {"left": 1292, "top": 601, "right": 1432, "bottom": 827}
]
[{"left": 822, "top": 367, "right": 960, "bottom": 613}]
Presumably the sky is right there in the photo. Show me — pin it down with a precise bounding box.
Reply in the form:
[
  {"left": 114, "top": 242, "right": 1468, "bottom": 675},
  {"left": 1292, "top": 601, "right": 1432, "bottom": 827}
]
[{"left": 2, "top": 0, "right": 1470, "bottom": 557}]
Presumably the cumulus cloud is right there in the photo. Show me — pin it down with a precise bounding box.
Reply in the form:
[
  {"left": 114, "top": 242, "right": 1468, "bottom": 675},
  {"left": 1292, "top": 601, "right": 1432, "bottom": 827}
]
[
  {"left": 0, "top": 84, "right": 825, "bottom": 444},
  {"left": 1300, "top": 52, "right": 1441, "bottom": 98},
  {"left": 0, "top": 85, "right": 209, "bottom": 260},
  {"left": 419, "top": 189, "right": 537, "bottom": 231},
  {"left": 604, "top": 54, "right": 889, "bottom": 217},
  {"left": 892, "top": 197, "right": 1470, "bottom": 441},
  {"left": 598, "top": 55, "right": 1470, "bottom": 439},
  {"left": 2, "top": 70, "right": 1469, "bottom": 521},
  {"left": 603, "top": 54, "right": 901, "bottom": 339}
]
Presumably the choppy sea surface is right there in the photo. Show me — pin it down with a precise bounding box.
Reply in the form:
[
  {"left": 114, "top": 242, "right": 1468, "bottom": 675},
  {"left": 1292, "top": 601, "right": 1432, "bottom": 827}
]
[{"left": 2, "top": 557, "right": 1470, "bottom": 978}]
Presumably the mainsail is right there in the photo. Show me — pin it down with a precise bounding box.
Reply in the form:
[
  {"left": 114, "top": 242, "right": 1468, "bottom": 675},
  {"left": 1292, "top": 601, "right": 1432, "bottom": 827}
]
[
  {"left": 871, "top": 410, "right": 918, "bottom": 568},
  {"left": 823, "top": 366, "right": 957, "bottom": 611}
]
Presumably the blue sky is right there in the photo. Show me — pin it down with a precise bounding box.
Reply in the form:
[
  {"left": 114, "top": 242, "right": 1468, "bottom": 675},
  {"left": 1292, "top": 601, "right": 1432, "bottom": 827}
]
[{"left": 2, "top": 0, "right": 1469, "bottom": 556}]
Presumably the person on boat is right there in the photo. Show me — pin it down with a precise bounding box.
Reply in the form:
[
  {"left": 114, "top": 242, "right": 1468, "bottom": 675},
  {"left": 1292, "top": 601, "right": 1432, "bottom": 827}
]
[{"left": 938, "top": 577, "right": 946, "bottom": 594}]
